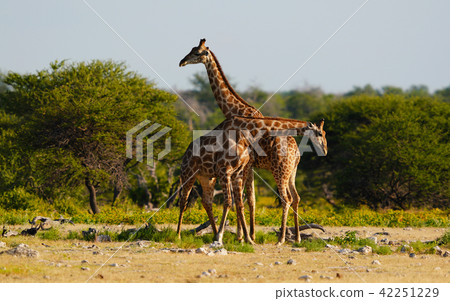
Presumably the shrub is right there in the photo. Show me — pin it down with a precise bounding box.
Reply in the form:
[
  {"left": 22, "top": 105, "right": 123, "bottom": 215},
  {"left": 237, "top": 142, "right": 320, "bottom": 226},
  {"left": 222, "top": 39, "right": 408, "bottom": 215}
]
[
  {"left": 37, "top": 227, "right": 62, "bottom": 240},
  {"left": 0, "top": 187, "right": 43, "bottom": 210}
]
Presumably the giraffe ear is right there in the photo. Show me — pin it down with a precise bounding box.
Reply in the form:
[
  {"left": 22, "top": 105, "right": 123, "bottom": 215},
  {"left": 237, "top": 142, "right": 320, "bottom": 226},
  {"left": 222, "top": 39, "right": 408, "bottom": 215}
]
[{"left": 199, "top": 39, "right": 206, "bottom": 46}]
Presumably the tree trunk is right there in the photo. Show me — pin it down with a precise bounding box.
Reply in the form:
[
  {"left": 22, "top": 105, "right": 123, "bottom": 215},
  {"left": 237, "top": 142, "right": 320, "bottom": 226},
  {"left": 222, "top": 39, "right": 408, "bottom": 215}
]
[
  {"left": 111, "top": 184, "right": 122, "bottom": 207},
  {"left": 85, "top": 178, "right": 100, "bottom": 214}
]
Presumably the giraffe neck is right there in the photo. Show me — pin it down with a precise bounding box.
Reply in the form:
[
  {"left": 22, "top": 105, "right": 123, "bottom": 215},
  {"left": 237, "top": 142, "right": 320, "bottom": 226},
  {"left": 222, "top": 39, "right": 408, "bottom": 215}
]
[
  {"left": 232, "top": 116, "right": 309, "bottom": 135},
  {"left": 205, "top": 51, "right": 263, "bottom": 118}
]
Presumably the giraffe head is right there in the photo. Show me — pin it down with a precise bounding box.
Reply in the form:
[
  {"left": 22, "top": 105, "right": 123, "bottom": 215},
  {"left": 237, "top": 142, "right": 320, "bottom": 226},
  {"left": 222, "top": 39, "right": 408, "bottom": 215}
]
[
  {"left": 306, "top": 119, "right": 328, "bottom": 156},
  {"left": 179, "top": 39, "right": 210, "bottom": 67}
]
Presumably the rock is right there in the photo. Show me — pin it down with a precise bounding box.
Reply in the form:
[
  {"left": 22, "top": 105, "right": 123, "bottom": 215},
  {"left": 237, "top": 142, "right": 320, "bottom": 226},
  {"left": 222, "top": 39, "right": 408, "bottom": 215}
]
[
  {"left": 196, "top": 247, "right": 207, "bottom": 254},
  {"left": 366, "top": 269, "right": 372, "bottom": 272},
  {"left": 338, "top": 248, "right": 352, "bottom": 255},
  {"left": 291, "top": 248, "right": 303, "bottom": 252},
  {"left": 433, "top": 246, "right": 443, "bottom": 255},
  {"left": 372, "top": 260, "right": 381, "bottom": 265},
  {"left": 218, "top": 274, "right": 228, "bottom": 278},
  {"left": 255, "top": 262, "right": 264, "bottom": 266},
  {"left": 299, "top": 275, "right": 312, "bottom": 282},
  {"left": 380, "top": 238, "right": 388, "bottom": 243},
  {"left": 208, "top": 269, "right": 216, "bottom": 275},
  {"left": 214, "top": 248, "right": 228, "bottom": 256},
  {"left": 256, "top": 275, "right": 264, "bottom": 279},
  {"left": 403, "top": 227, "right": 413, "bottom": 231},
  {"left": 81, "top": 260, "right": 89, "bottom": 264},
  {"left": 1, "top": 244, "right": 39, "bottom": 258},
  {"left": 65, "top": 264, "right": 72, "bottom": 267},
  {"left": 55, "top": 263, "right": 62, "bottom": 267},
  {"left": 110, "top": 263, "right": 119, "bottom": 267},
  {"left": 93, "top": 251, "right": 103, "bottom": 255},
  {"left": 320, "top": 275, "right": 334, "bottom": 280},
  {"left": 336, "top": 273, "right": 343, "bottom": 279},
  {"left": 81, "top": 267, "right": 90, "bottom": 271},
  {"left": 210, "top": 241, "right": 223, "bottom": 248},
  {"left": 0, "top": 242, "right": 6, "bottom": 248},
  {"left": 357, "top": 246, "right": 372, "bottom": 255},
  {"left": 326, "top": 244, "right": 338, "bottom": 249},
  {"left": 274, "top": 261, "right": 282, "bottom": 265},
  {"left": 443, "top": 251, "right": 450, "bottom": 257},
  {"left": 201, "top": 271, "right": 211, "bottom": 277},
  {"left": 434, "top": 267, "right": 441, "bottom": 271},
  {"left": 401, "top": 245, "right": 411, "bottom": 253},
  {"left": 206, "top": 252, "right": 215, "bottom": 256},
  {"left": 409, "top": 253, "right": 416, "bottom": 258},
  {"left": 43, "top": 275, "right": 50, "bottom": 280},
  {"left": 368, "top": 237, "right": 377, "bottom": 244},
  {"left": 287, "top": 259, "right": 296, "bottom": 265}
]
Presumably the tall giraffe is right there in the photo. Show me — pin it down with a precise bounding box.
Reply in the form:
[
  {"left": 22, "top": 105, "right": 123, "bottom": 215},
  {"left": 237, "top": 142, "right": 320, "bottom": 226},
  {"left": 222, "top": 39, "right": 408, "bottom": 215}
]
[
  {"left": 180, "top": 39, "right": 306, "bottom": 243},
  {"left": 176, "top": 116, "right": 327, "bottom": 245}
]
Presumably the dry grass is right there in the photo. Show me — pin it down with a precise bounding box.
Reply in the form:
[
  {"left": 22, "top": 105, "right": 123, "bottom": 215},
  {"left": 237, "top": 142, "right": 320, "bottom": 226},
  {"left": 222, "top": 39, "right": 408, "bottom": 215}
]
[{"left": 0, "top": 226, "right": 448, "bottom": 283}]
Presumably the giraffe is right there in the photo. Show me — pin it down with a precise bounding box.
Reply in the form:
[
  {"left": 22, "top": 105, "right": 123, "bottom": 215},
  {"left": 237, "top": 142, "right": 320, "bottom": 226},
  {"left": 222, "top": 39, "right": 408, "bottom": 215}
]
[
  {"left": 176, "top": 115, "right": 327, "bottom": 245},
  {"left": 179, "top": 39, "right": 308, "bottom": 244}
]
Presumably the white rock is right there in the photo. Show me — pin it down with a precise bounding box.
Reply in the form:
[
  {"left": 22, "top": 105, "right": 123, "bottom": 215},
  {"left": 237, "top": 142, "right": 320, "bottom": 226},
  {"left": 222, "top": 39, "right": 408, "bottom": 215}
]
[
  {"left": 372, "top": 260, "right": 381, "bottom": 265},
  {"left": 81, "top": 267, "right": 90, "bottom": 271},
  {"left": 357, "top": 246, "right": 372, "bottom": 255},
  {"left": 274, "top": 261, "right": 282, "bottom": 265},
  {"left": 338, "top": 248, "right": 352, "bottom": 255},
  {"left": 110, "top": 263, "right": 119, "bottom": 267},
  {"left": 0, "top": 242, "right": 6, "bottom": 248},
  {"left": 201, "top": 271, "right": 211, "bottom": 277},
  {"left": 195, "top": 247, "right": 207, "bottom": 254},
  {"left": 208, "top": 269, "right": 216, "bottom": 275},
  {"left": 256, "top": 275, "right": 264, "bottom": 279},
  {"left": 299, "top": 275, "right": 312, "bottom": 282},
  {"left": 210, "top": 241, "right": 223, "bottom": 248},
  {"left": 214, "top": 248, "right": 228, "bottom": 256},
  {"left": 368, "top": 237, "right": 377, "bottom": 244},
  {"left": 433, "top": 246, "right": 443, "bottom": 255},
  {"left": 255, "top": 262, "right": 264, "bottom": 266}
]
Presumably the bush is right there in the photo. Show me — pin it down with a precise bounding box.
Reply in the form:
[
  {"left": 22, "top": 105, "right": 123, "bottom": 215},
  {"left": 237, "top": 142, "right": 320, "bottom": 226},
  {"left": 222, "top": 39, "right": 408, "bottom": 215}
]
[
  {"left": 0, "top": 187, "right": 44, "bottom": 210},
  {"left": 315, "top": 95, "right": 449, "bottom": 209}
]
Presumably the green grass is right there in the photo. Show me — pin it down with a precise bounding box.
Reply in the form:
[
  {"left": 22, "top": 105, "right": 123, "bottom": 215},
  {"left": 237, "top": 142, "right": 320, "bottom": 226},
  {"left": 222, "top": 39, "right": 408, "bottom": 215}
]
[
  {"left": 1, "top": 205, "right": 448, "bottom": 228},
  {"left": 37, "top": 227, "right": 62, "bottom": 240},
  {"left": 293, "top": 239, "right": 327, "bottom": 252},
  {"left": 255, "top": 230, "right": 278, "bottom": 244}
]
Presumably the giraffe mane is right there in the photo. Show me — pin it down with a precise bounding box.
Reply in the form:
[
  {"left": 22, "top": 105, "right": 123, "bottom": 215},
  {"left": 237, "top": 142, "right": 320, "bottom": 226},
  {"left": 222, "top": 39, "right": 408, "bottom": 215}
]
[{"left": 209, "top": 50, "right": 259, "bottom": 112}]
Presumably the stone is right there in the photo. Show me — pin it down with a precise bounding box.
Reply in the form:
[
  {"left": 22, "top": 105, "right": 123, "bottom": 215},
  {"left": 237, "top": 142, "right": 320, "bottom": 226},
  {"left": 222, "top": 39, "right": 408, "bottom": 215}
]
[
  {"left": 274, "top": 261, "right": 282, "bottom": 265},
  {"left": 368, "top": 237, "right": 377, "bottom": 244},
  {"left": 255, "top": 262, "right": 264, "bottom": 266},
  {"left": 43, "top": 275, "right": 50, "bottom": 280},
  {"left": 320, "top": 275, "right": 334, "bottom": 280},
  {"left": 201, "top": 271, "right": 211, "bottom": 277},
  {"left": 2, "top": 244, "right": 39, "bottom": 258},
  {"left": 380, "top": 238, "right": 388, "bottom": 243},
  {"left": 218, "top": 274, "right": 228, "bottom": 278},
  {"left": 291, "top": 248, "right": 303, "bottom": 252},
  {"left": 256, "top": 275, "right": 264, "bottom": 279},
  {"left": 357, "top": 246, "right": 372, "bottom": 255},
  {"left": 338, "top": 248, "right": 352, "bottom": 255},
  {"left": 195, "top": 247, "right": 207, "bottom": 254},
  {"left": 326, "top": 244, "right": 338, "bottom": 249},
  {"left": 299, "top": 275, "right": 312, "bottom": 282},
  {"left": 401, "top": 245, "right": 411, "bottom": 253},
  {"left": 409, "top": 253, "right": 416, "bottom": 258},
  {"left": 81, "top": 267, "right": 90, "bottom": 271},
  {"left": 434, "top": 267, "right": 441, "bottom": 271},
  {"left": 96, "top": 235, "right": 112, "bottom": 243},
  {"left": 0, "top": 242, "right": 6, "bottom": 248},
  {"left": 208, "top": 269, "right": 216, "bottom": 275},
  {"left": 214, "top": 248, "right": 228, "bottom": 256},
  {"left": 93, "top": 251, "right": 103, "bottom": 255},
  {"left": 403, "top": 227, "right": 413, "bottom": 231},
  {"left": 287, "top": 259, "right": 296, "bottom": 265},
  {"left": 110, "top": 263, "right": 119, "bottom": 267},
  {"left": 81, "top": 260, "right": 89, "bottom": 264},
  {"left": 209, "top": 241, "right": 223, "bottom": 248},
  {"left": 55, "top": 263, "right": 62, "bottom": 267},
  {"left": 443, "top": 251, "right": 450, "bottom": 257},
  {"left": 372, "top": 260, "right": 381, "bottom": 265},
  {"left": 433, "top": 246, "right": 443, "bottom": 255}
]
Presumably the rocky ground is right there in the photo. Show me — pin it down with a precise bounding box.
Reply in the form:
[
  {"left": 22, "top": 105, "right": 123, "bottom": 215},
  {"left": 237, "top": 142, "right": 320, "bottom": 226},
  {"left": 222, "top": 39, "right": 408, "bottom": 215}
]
[{"left": 0, "top": 225, "right": 448, "bottom": 283}]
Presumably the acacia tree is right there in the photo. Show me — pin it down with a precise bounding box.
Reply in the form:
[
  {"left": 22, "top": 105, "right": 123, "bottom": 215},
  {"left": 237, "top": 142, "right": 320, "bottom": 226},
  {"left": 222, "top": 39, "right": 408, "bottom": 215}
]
[{"left": 1, "top": 60, "right": 189, "bottom": 213}]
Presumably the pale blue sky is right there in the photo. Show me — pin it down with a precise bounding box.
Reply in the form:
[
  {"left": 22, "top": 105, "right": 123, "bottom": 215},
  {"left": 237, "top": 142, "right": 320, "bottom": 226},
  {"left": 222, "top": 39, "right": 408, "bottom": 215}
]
[{"left": 1, "top": 0, "right": 449, "bottom": 94}]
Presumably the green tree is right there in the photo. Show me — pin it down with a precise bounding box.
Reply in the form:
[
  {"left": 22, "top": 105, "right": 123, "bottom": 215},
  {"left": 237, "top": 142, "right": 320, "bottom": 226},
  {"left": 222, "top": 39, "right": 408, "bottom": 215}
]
[
  {"left": 344, "top": 84, "right": 380, "bottom": 97},
  {"left": 435, "top": 85, "right": 450, "bottom": 103},
  {"left": 315, "top": 95, "right": 449, "bottom": 209},
  {"left": 0, "top": 60, "right": 189, "bottom": 213}
]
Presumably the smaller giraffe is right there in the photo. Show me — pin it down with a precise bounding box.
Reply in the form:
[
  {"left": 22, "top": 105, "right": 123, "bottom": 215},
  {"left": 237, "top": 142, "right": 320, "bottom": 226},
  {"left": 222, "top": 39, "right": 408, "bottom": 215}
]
[{"left": 177, "top": 116, "right": 327, "bottom": 245}]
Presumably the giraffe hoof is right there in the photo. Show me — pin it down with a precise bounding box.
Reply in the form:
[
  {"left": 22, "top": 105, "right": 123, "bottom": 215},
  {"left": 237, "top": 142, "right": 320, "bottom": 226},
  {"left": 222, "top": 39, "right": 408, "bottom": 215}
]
[{"left": 275, "top": 241, "right": 283, "bottom": 247}]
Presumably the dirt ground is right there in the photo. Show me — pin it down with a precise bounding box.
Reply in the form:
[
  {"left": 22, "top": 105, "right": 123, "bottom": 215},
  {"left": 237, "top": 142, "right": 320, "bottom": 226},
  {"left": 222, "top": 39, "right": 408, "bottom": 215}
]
[{"left": 0, "top": 225, "right": 448, "bottom": 283}]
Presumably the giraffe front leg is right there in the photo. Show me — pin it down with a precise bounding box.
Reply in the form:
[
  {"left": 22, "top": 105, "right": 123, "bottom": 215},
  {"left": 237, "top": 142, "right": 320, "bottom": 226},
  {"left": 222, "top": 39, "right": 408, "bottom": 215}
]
[
  {"left": 289, "top": 171, "right": 301, "bottom": 243},
  {"left": 233, "top": 176, "right": 255, "bottom": 245}
]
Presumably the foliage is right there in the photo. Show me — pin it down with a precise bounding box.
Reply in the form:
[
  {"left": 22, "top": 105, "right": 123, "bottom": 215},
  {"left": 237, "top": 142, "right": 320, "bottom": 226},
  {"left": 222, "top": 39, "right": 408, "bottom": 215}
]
[
  {"left": 0, "top": 187, "right": 45, "bottom": 211},
  {"left": 37, "top": 227, "right": 62, "bottom": 240},
  {"left": 0, "top": 60, "right": 189, "bottom": 213},
  {"left": 313, "top": 95, "right": 449, "bottom": 209},
  {"left": 292, "top": 238, "right": 327, "bottom": 252}
]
